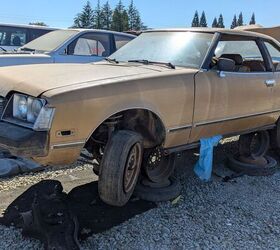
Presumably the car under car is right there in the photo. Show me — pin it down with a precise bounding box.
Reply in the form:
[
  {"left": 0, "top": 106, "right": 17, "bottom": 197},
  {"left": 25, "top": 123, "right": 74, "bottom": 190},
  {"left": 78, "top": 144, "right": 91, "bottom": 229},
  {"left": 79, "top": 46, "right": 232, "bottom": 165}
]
[{"left": 0, "top": 28, "right": 280, "bottom": 206}]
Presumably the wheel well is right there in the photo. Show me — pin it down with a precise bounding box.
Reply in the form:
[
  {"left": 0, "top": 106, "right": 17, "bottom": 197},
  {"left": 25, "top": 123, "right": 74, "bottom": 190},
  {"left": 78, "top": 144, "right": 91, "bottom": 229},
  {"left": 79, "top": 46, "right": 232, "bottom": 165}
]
[{"left": 85, "top": 109, "right": 166, "bottom": 151}]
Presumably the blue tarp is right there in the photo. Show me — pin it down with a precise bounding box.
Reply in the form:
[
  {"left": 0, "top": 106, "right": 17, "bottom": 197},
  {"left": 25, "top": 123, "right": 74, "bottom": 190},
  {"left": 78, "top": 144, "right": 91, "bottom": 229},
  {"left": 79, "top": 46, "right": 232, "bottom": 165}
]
[{"left": 194, "top": 135, "right": 222, "bottom": 182}]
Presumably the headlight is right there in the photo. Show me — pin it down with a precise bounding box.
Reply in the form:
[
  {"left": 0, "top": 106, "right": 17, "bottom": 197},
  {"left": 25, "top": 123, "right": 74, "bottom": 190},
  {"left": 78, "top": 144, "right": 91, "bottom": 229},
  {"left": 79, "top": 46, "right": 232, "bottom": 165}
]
[
  {"left": 13, "top": 94, "right": 28, "bottom": 120},
  {"left": 2, "top": 93, "right": 55, "bottom": 131},
  {"left": 27, "top": 97, "right": 44, "bottom": 123}
]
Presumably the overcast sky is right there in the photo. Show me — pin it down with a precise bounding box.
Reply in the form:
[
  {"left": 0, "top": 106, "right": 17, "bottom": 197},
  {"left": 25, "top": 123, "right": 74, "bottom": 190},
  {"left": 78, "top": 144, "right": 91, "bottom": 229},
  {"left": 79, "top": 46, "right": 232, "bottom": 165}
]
[{"left": 0, "top": 0, "right": 279, "bottom": 29}]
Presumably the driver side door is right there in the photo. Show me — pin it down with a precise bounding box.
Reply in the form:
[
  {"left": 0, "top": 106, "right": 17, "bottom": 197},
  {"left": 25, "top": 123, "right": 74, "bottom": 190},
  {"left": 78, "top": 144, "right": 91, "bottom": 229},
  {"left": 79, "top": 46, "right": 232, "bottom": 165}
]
[{"left": 190, "top": 36, "right": 275, "bottom": 142}]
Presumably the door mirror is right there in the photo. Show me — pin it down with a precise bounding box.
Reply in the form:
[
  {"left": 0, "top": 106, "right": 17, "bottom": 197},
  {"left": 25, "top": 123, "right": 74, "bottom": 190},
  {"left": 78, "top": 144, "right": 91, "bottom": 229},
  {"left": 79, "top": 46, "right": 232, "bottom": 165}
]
[{"left": 217, "top": 58, "right": 235, "bottom": 72}]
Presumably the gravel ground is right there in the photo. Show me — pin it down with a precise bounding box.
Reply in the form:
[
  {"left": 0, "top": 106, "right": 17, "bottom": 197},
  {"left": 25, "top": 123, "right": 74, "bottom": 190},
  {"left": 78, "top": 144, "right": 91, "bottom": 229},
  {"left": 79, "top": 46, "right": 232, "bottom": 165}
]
[{"left": 1, "top": 138, "right": 280, "bottom": 250}]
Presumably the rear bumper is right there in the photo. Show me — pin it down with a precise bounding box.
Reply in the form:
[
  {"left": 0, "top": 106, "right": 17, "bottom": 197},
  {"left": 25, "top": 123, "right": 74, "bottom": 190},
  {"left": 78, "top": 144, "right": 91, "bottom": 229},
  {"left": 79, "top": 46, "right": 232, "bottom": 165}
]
[{"left": 0, "top": 122, "right": 49, "bottom": 157}]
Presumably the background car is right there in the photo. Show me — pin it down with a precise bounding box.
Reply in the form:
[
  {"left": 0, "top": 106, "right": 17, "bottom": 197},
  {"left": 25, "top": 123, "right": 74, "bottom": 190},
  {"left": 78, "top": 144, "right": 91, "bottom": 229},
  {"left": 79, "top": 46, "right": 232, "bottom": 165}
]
[
  {"left": 0, "top": 23, "right": 56, "bottom": 52},
  {"left": 0, "top": 29, "right": 136, "bottom": 66}
]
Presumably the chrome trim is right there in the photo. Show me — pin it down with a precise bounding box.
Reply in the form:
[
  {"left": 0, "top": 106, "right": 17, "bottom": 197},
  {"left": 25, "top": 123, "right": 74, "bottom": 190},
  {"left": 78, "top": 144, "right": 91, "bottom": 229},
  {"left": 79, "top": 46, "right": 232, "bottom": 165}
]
[
  {"left": 195, "top": 109, "right": 280, "bottom": 127},
  {"left": 51, "top": 141, "right": 85, "bottom": 149},
  {"left": 168, "top": 124, "right": 192, "bottom": 133}
]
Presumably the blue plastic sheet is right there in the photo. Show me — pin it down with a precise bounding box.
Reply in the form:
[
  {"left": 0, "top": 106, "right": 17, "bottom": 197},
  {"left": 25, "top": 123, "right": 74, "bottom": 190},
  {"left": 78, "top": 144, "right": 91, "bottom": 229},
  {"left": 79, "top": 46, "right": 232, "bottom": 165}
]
[{"left": 194, "top": 135, "right": 222, "bottom": 182}]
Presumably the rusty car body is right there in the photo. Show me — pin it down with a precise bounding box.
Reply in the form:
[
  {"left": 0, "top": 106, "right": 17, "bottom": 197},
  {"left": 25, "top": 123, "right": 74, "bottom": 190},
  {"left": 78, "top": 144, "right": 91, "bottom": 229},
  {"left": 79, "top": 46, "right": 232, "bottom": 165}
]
[{"left": 0, "top": 28, "right": 280, "bottom": 206}]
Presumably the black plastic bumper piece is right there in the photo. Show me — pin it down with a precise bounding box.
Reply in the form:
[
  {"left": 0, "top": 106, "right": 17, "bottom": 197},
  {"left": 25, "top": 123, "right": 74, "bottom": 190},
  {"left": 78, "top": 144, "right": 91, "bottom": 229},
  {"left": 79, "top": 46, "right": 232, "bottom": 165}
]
[{"left": 0, "top": 122, "right": 48, "bottom": 157}]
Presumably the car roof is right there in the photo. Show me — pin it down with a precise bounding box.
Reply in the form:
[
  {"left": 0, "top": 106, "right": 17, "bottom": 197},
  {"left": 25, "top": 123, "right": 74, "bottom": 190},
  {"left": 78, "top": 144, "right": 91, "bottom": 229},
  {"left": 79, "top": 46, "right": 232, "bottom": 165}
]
[
  {"left": 143, "top": 27, "right": 279, "bottom": 43},
  {"left": 67, "top": 28, "right": 136, "bottom": 38},
  {"left": 0, "top": 23, "right": 57, "bottom": 30}
]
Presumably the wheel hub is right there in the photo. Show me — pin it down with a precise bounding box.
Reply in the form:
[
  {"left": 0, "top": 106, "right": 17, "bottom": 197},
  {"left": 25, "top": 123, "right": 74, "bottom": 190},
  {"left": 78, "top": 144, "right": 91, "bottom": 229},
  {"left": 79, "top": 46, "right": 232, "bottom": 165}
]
[{"left": 123, "top": 143, "right": 142, "bottom": 193}]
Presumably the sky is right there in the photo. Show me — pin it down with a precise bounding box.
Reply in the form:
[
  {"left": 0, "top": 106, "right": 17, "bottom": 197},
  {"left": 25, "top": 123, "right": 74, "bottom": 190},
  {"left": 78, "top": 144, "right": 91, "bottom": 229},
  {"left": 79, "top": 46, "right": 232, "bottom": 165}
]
[{"left": 0, "top": 0, "right": 279, "bottom": 29}]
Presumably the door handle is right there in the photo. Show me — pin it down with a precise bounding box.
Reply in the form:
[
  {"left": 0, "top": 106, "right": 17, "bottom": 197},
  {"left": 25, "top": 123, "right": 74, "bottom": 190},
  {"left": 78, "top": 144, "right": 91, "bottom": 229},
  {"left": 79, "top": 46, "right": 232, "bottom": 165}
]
[{"left": 265, "top": 79, "right": 276, "bottom": 87}]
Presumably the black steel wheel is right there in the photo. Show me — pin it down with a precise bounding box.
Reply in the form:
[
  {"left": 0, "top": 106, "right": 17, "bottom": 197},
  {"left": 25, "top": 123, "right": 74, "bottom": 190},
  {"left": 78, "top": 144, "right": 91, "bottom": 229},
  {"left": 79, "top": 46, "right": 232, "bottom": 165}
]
[
  {"left": 142, "top": 147, "right": 175, "bottom": 183},
  {"left": 239, "top": 131, "right": 270, "bottom": 159}
]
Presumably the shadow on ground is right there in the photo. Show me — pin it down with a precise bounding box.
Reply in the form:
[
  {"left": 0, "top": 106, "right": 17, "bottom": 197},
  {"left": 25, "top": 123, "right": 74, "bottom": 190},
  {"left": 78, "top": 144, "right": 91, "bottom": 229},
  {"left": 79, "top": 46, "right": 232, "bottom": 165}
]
[{"left": 0, "top": 180, "right": 156, "bottom": 242}]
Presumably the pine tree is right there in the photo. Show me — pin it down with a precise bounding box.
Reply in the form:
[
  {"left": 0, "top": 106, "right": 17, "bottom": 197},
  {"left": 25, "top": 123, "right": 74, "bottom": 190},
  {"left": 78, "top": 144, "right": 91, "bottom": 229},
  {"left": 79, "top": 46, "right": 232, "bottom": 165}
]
[
  {"left": 237, "top": 12, "right": 244, "bottom": 26},
  {"left": 72, "top": 1, "right": 95, "bottom": 28},
  {"left": 94, "top": 0, "right": 102, "bottom": 29},
  {"left": 212, "top": 17, "right": 218, "bottom": 28},
  {"left": 128, "top": 0, "right": 143, "bottom": 30},
  {"left": 111, "top": 0, "right": 129, "bottom": 32},
  {"left": 217, "top": 14, "right": 225, "bottom": 28},
  {"left": 199, "top": 11, "right": 207, "bottom": 27},
  {"left": 191, "top": 11, "right": 200, "bottom": 27},
  {"left": 230, "top": 15, "right": 237, "bottom": 29},
  {"left": 249, "top": 13, "right": 256, "bottom": 25},
  {"left": 100, "top": 1, "right": 113, "bottom": 30}
]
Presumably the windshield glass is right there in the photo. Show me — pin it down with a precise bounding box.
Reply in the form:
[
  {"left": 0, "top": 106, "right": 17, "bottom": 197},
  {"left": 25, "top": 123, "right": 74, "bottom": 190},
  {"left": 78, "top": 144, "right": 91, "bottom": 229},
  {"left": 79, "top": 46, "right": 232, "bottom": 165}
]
[
  {"left": 20, "top": 30, "right": 79, "bottom": 52},
  {"left": 110, "top": 31, "right": 214, "bottom": 68}
]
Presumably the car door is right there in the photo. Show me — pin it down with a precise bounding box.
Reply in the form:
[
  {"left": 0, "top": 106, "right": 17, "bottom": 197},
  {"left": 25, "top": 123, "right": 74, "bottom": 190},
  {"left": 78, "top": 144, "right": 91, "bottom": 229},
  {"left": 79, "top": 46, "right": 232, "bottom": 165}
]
[
  {"left": 263, "top": 41, "right": 280, "bottom": 112},
  {"left": 190, "top": 35, "right": 275, "bottom": 142},
  {"left": 54, "top": 32, "right": 111, "bottom": 64}
]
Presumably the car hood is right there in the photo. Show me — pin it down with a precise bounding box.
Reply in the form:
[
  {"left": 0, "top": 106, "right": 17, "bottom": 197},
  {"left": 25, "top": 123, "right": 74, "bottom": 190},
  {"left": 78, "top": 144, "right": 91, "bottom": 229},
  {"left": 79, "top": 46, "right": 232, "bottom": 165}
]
[
  {"left": 0, "top": 53, "right": 52, "bottom": 67},
  {"left": 0, "top": 62, "right": 190, "bottom": 97}
]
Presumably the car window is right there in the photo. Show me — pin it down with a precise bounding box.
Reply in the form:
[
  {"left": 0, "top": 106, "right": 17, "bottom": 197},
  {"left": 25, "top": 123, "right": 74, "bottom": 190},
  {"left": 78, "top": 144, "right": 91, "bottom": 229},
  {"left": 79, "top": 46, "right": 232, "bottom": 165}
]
[
  {"left": 114, "top": 35, "right": 134, "bottom": 50},
  {"left": 0, "top": 26, "right": 27, "bottom": 46},
  {"left": 264, "top": 42, "right": 280, "bottom": 71},
  {"left": 29, "top": 29, "right": 51, "bottom": 41},
  {"left": 68, "top": 33, "right": 110, "bottom": 57},
  {"left": 214, "top": 40, "right": 266, "bottom": 72}
]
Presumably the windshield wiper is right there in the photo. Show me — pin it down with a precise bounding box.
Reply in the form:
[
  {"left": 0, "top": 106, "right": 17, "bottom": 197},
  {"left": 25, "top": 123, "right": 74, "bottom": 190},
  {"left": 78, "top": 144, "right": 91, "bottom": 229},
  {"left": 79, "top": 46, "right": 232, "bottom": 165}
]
[
  {"left": 105, "top": 58, "right": 119, "bottom": 64},
  {"left": 20, "top": 47, "right": 35, "bottom": 52},
  {"left": 128, "top": 59, "right": 176, "bottom": 69},
  {"left": 0, "top": 47, "right": 6, "bottom": 52}
]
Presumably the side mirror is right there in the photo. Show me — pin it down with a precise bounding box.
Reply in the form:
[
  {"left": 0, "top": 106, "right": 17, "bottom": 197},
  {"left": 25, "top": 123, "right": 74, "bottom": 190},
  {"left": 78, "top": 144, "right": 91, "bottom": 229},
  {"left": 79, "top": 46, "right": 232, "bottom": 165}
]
[{"left": 217, "top": 58, "right": 235, "bottom": 73}]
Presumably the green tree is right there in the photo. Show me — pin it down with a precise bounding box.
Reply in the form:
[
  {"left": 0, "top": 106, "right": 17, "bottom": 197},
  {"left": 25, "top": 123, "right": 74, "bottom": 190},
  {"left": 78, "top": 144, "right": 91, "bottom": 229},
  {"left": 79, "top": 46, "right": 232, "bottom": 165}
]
[
  {"left": 217, "top": 14, "right": 225, "bottom": 28},
  {"left": 199, "top": 11, "right": 207, "bottom": 27},
  {"left": 249, "top": 13, "right": 256, "bottom": 25},
  {"left": 111, "top": 0, "right": 129, "bottom": 32},
  {"left": 230, "top": 14, "right": 237, "bottom": 29},
  {"left": 127, "top": 0, "right": 143, "bottom": 30},
  {"left": 237, "top": 12, "right": 244, "bottom": 26},
  {"left": 212, "top": 17, "right": 218, "bottom": 28},
  {"left": 72, "top": 1, "right": 95, "bottom": 28},
  {"left": 191, "top": 11, "right": 200, "bottom": 27},
  {"left": 29, "top": 22, "right": 48, "bottom": 26},
  {"left": 94, "top": 0, "right": 102, "bottom": 29},
  {"left": 100, "top": 1, "right": 113, "bottom": 30}
]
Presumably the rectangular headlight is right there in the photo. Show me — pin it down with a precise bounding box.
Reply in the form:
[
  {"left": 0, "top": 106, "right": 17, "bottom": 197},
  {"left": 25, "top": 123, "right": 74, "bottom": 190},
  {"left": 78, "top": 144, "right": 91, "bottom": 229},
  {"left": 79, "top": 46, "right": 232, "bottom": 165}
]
[{"left": 3, "top": 93, "right": 55, "bottom": 131}]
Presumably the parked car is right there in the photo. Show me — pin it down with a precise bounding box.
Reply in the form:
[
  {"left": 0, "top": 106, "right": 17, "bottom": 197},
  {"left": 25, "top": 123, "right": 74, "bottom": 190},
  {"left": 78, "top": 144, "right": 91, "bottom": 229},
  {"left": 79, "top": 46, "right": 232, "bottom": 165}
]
[
  {"left": 0, "top": 23, "right": 56, "bottom": 52},
  {"left": 0, "top": 28, "right": 280, "bottom": 207},
  {"left": 0, "top": 29, "right": 136, "bottom": 66}
]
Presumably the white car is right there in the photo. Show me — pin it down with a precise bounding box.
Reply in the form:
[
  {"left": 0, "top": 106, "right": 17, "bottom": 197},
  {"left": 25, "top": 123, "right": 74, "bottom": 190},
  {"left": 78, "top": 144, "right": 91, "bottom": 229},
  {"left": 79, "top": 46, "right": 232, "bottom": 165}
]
[{"left": 0, "top": 29, "right": 136, "bottom": 66}]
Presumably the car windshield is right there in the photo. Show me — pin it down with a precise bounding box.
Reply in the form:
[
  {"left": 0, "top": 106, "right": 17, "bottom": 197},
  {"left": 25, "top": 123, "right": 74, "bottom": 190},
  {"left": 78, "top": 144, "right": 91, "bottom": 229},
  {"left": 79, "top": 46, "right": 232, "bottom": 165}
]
[
  {"left": 20, "top": 30, "right": 79, "bottom": 53},
  {"left": 109, "top": 31, "right": 214, "bottom": 68}
]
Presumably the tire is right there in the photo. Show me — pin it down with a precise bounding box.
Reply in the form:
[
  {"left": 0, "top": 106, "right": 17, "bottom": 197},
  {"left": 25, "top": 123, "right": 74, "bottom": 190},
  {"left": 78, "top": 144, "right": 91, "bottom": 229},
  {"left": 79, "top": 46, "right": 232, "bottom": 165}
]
[
  {"left": 228, "top": 154, "right": 277, "bottom": 176},
  {"left": 98, "top": 130, "right": 143, "bottom": 207},
  {"left": 142, "top": 147, "right": 176, "bottom": 183},
  {"left": 239, "top": 131, "right": 269, "bottom": 159},
  {"left": 270, "top": 119, "right": 280, "bottom": 154},
  {"left": 134, "top": 177, "right": 181, "bottom": 202}
]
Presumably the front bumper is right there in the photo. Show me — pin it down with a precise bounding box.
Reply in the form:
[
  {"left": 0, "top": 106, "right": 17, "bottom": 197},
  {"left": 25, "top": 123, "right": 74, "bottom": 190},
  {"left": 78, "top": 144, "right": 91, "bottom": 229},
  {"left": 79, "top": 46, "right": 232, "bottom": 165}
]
[{"left": 0, "top": 122, "right": 49, "bottom": 157}]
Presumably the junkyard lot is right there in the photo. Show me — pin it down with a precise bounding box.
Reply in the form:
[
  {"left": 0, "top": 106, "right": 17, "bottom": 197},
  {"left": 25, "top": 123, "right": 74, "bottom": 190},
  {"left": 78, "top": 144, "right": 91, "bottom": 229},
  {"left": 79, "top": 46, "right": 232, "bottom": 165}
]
[{"left": 0, "top": 138, "right": 280, "bottom": 249}]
